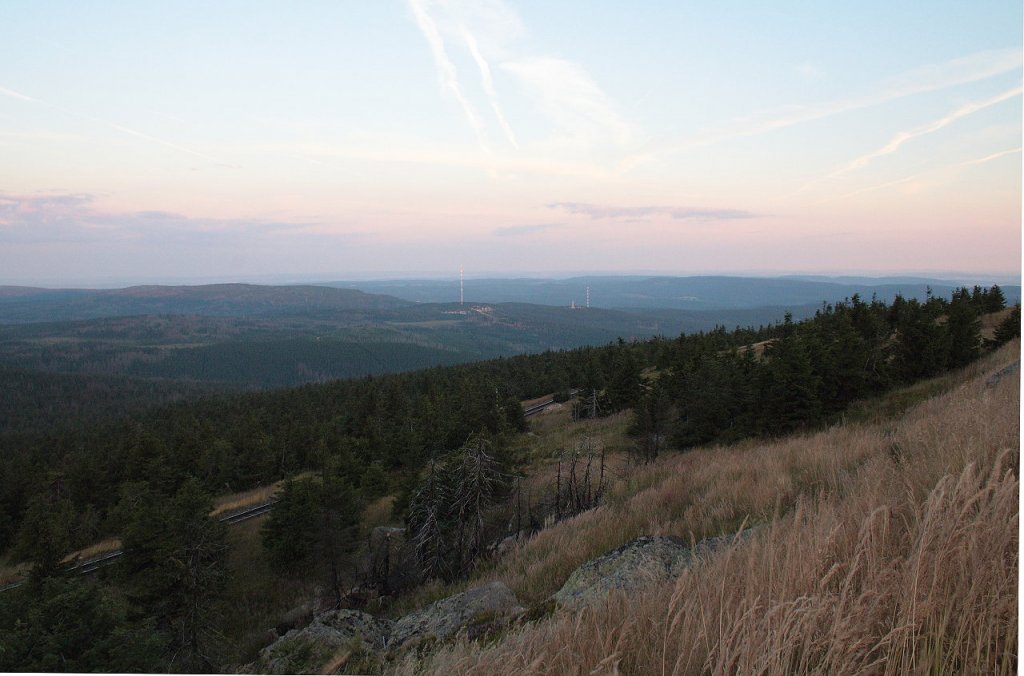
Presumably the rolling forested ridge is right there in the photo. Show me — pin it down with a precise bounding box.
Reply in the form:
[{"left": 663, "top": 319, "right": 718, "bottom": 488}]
[{"left": 0, "top": 284, "right": 1018, "bottom": 671}]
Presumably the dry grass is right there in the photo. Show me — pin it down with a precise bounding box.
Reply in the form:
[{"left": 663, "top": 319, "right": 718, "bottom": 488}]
[
  {"left": 61, "top": 537, "right": 122, "bottom": 564},
  {"left": 735, "top": 338, "right": 777, "bottom": 359},
  {"left": 395, "top": 341, "right": 1019, "bottom": 675},
  {"left": 981, "top": 307, "right": 1015, "bottom": 340},
  {"left": 210, "top": 471, "right": 314, "bottom": 517},
  {"left": 211, "top": 485, "right": 281, "bottom": 517},
  {"left": 0, "top": 559, "right": 28, "bottom": 587},
  {"left": 363, "top": 495, "right": 398, "bottom": 531},
  {"left": 514, "top": 409, "right": 634, "bottom": 463}
]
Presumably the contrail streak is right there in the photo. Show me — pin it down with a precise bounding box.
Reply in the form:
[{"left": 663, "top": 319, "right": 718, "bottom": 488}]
[
  {"left": 794, "top": 85, "right": 1022, "bottom": 196},
  {"left": 960, "top": 146, "right": 1022, "bottom": 166},
  {"left": 459, "top": 23, "right": 518, "bottom": 149},
  {"left": 408, "top": 0, "right": 490, "bottom": 153},
  {"left": 835, "top": 147, "right": 1022, "bottom": 201},
  {"left": 0, "top": 86, "right": 39, "bottom": 103},
  {"left": 840, "top": 86, "right": 1023, "bottom": 174},
  {"left": 0, "top": 83, "right": 229, "bottom": 165}
]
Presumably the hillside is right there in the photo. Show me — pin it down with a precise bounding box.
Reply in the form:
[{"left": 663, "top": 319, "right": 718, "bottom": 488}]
[
  {"left": 329, "top": 275, "right": 1022, "bottom": 311},
  {"left": 0, "top": 288, "right": 1015, "bottom": 672},
  {"left": 0, "top": 283, "right": 411, "bottom": 323},
  {"left": 387, "top": 342, "right": 1020, "bottom": 674},
  {"left": 0, "top": 294, "right": 794, "bottom": 390}
]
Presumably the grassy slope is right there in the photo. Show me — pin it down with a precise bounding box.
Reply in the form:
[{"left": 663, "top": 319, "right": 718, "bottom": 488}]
[{"left": 395, "top": 341, "right": 1019, "bottom": 674}]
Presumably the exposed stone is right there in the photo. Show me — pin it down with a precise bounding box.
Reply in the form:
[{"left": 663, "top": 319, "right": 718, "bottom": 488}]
[
  {"left": 986, "top": 360, "right": 1020, "bottom": 387},
  {"left": 257, "top": 608, "right": 394, "bottom": 674},
  {"left": 389, "top": 581, "right": 525, "bottom": 648},
  {"left": 551, "top": 532, "right": 753, "bottom": 609}
]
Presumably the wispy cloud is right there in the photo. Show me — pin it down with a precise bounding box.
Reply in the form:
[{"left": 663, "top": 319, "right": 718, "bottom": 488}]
[
  {"left": 0, "top": 85, "right": 39, "bottom": 103},
  {"left": 960, "top": 146, "right": 1022, "bottom": 167},
  {"left": 406, "top": 0, "right": 630, "bottom": 156},
  {"left": 628, "top": 47, "right": 1022, "bottom": 168},
  {"left": 732, "top": 49, "right": 1021, "bottom": 141},
  {"left": 838, "top": 86, "right": 1022, "bottom": 174},
  {"left": 0, "top": 83, "right": 232, "bottom": 166},
  {"left": 493, "top": 222, "right": 563, "bottom": 236},
  {"left": 408, "top": 0, "right": 490, "bottom": 152},
  {"left": 835, "top": 146, "right": 1023, "bottom": 200},
  {"left": 548, "top": 202, "right": 757, "bottom": 221},
  {"left": 459, "top": 22, "right": 518, "bottom": 148},
  {"left": 502, "top": 57, "right": 633, "bottom": 149},
  {"left": 0, "top": 192, "right": 312, "bottom": 244},
  {"left": 798, "top": 85, "right": 1023, "bottom": 194}
]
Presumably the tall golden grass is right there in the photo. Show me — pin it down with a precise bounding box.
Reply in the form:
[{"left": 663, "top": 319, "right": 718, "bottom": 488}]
[{"left": 395, "top": 341, "right": 1019, "bottom": 674}]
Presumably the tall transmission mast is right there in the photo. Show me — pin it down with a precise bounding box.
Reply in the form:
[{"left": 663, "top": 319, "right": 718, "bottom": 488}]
[
  {"left": 586, "top": 285, "right": 590, "bottom": 309},
  {"left": 460, "top": 266, "right": 464, "bottom": 306}
]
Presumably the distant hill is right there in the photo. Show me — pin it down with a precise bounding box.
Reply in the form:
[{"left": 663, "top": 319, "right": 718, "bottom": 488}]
[
  {"left": 326, "top": 275, "right": 1022, "bottom": 311},
  {"left": 0, "top": 301, "right": 807, "bottom": 388},
  {"left": 0, "top": 283, "right": 410, "bottom": 323},
  {"left": 1, "top": 278, "right": 1016, "bottom": 389}
]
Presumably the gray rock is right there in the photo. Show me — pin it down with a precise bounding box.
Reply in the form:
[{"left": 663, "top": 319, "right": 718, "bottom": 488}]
[
  {"left": 986, "top": 360, "right": 1020, "bottom": 387},
  {"left": 390, "top": 581, "right": 525, "bottom": 648},
  {"left": 552, "top": 532, "right": 752, "bottom": 609},
  {"left": 257, "top": 608, "right": 394, "bottom": 674}
]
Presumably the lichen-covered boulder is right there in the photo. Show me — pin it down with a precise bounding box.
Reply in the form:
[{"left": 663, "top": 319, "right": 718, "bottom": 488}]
[
  {"left": 551, "top": 533, "right": 749, "bottom": 609},
  {"left": 390, "top": 581, "right": 525, "bottom": 648},
  {"left": 257, "top": 608, "right": 394, "bottom": 674}
]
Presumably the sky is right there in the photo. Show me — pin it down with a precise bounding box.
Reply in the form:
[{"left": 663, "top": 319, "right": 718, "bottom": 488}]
[{"left": 0, "top": 1, "right": 1021, "bottom": 285}]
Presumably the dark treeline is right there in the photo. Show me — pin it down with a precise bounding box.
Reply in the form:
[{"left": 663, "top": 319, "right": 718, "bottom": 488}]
[
  {"left": 0, "top": 366, "right": 223, "bottom": 435},
  {"left": 636, "top": 286, "right": 1015, "bottom": 453},
  {"left": 0, "top": 339, "right": 654, "bottom": 556},
  {"left": 0, "top": 286, "right": 1017, "bottom": 671}
]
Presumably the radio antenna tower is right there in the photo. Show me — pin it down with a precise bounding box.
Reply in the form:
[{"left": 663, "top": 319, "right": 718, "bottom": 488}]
[
  {"left": 586, "top": 285, "right": 590, "bottom": 309},
  {"left": 460, "top": 265, "right": 464, "bottom": 306}
]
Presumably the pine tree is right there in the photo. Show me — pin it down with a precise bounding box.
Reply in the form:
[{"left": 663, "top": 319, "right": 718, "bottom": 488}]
[
  {"left": 407, "top": 457, "right": 452, "bottom": 581},
  {"left": 757, "top": 314, "right": 822, "bottom": 436},
  {"left": 121, "top": 479, "right": 227, "bottom": 671},
  {"left": 892, "top": 297, "right": 949, "bottom": 381},
  {"left": 454, "top": 436, "right": 502, "bottom": 573},
  {"left": 11, "top": 494, "right": 74, "bottom": 586},
  {"left": 947, "top": 288, "right": 982, "bottom": 368},
  {"left": 986, "top": 284, "right": 1008, "bottom": 313},
  {"left": 629, "top": 380, "right": 672, "bottom": 463},
  {"left": 261, "top": 477, "right": 321, "bottom": 573},
  {"left": 993, "top": 304, "right": 1021, "bottom": 345}
]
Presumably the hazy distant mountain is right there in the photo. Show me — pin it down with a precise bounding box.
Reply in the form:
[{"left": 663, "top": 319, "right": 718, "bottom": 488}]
[
  {"left": 325, "top": 275, "right": 1022, "bottom": 311},
  {"left": 0, "top": 283, "right": 411, "bottom": 323},
  {"left": 2, "top": 277, "right": 1017, "bottom": 389},
  {"left": 778, "top": 274, "right": 1022, "bottom": 286}
]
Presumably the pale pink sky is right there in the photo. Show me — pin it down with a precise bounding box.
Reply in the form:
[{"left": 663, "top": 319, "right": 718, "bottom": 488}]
[{"left": 0, "top": 1, "right": 1020, "bottom": 284}]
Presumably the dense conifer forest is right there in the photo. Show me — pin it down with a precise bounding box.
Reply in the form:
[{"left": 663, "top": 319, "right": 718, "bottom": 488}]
[{"left": 0, "top": 286, "right": 1017, "bottom": 671}]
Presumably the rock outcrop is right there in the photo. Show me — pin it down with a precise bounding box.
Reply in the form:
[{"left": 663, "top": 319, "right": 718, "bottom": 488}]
[
  {"left": 552, "top": 532, "right": 753, "bottom": 609},
  {"left": 253, "top": 532, "right": 753, "bottom": 670},
  {"left": 256, "top": 608, "right": 393, "bottom": 674},
  {"left": 986, "top": 360, "right": 1020, "bottom": 387},
  {"left": 389, "top": 581, "right": 525, "bottom": 648},
  {"left": 253, "top": 581, "right": 526, "bottom": 672}
]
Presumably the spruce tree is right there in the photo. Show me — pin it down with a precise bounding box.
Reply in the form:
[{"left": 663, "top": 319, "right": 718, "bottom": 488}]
[
  {"left": 993, "top": 304, "right": 1021, "bottom": 345},
  {"left": 121, "top": 479, "right": 227, "bottom": 672},
  {"left": 261, "top": 477, "right": 321, "bottom": 573},
  {"left": 757, "top": 314, "right": 822, "bottom": 436},
  {"left": 12, "top": 493, "right": 74, "bottom": 586},
  {"left": 947, "top": 288, "right": 982, "bottom": 368},
  {"left": 986, "top": 284, "right": 1007, "bottom": 313}
]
